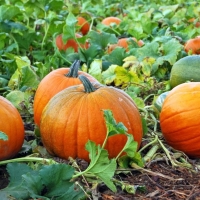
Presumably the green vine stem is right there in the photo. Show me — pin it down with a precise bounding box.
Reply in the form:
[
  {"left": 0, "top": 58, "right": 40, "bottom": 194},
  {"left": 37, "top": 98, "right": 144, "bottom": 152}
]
[
  {"left": 139, "top": 135, "right": 159, "bottom": 153},
  {"left": 143, "top": 144, "right": 160, "bottom": 162},
  {"left": 65, "top": 60, "right": 80, "bottom": 77},
  {"left": 55, "top": 48, "right": 72, "bottom": 65},
  {"left": 0, "top": 154, "right": 57, "bottom": 166},
  {"left": 78, "top": 75, "right": 96, "bottom": 93}
]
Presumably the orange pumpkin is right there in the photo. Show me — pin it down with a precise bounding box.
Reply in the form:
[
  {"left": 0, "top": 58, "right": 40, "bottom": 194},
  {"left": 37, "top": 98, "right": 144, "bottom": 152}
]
[
  {"left": 77, "top": 16, "right": 90, "bottom": 35},
  {"left": 55, "top": 33, "right": 89, "bottom": 52},
  {"left": 160, "top": 82, "right": 200, "bottom": 158},
  {"left": 108, "top": 37, "right": 144, "bottom": 53},
  {"left": 188, "top": 18, "right": 200, "bottom": 28},
  {"left": 33, "top": 60, "right": 98, "bottom": 127},
  {"left": 184, "top": 36, "right": 200, "bottom": 54},
  {"left": 101, "top": 16, "right": 121, "bottom": 26},
  {"left": 0, "top": 96, "right": 24, "bottom": 161},
  {"left": 40, "top": 75, "right": 143, "bottom": 161}
]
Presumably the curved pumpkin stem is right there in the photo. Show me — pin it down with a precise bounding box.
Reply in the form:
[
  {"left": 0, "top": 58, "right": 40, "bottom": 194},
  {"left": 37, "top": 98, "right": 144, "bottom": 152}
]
[
  {"left": 65, "top": 60, "right": 80, "bottom": 77},
  {"left": 78, "top": 75, "right": 96, "bottom": 93}
]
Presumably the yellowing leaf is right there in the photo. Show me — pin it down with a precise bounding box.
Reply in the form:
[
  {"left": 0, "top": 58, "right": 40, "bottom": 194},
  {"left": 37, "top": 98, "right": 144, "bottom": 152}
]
[
  {"left": 114, "top": 66, "right": 141, "bottom": 87},
  {"left": 141, "top": 57, "right": 156, "bottom": 77}
]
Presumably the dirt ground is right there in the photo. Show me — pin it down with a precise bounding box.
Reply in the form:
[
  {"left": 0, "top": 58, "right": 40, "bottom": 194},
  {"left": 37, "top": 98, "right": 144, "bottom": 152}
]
[
  {"left": 98, "top": 162, "right": 200, "bottom": 200},
  {"left": 1, "top": 157, "right": 200, "bottom": 200}
]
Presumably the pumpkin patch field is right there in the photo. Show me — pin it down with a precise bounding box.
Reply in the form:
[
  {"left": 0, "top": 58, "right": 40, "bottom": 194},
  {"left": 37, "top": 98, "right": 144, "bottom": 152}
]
[{"left": 1, "top": 0, "right": 200, "bottom": 199}]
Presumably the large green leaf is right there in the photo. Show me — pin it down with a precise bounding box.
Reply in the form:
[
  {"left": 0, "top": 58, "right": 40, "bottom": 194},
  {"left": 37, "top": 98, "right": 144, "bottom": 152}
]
[{"left": 0, "top": 5, "right": 21, "bottom": 21}]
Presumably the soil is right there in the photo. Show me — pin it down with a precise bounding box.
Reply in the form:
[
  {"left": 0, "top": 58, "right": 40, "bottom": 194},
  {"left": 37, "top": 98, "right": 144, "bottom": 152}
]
[{"left": 1, "top": 155, "right": 200, "bottom": 200}]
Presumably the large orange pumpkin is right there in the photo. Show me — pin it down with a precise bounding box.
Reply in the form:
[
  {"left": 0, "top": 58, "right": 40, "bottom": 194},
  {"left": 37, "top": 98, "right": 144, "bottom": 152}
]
[
  {"left": 160, "top": 82, "right": 200, "bottom": 158},
  {"left": 33, "top": 60, "right": 98, "bottom": 127},
  {"left": 40, "top": 75, "right": 143, "bottom": 161},
  {"left": 0, "top": 96, "right": 24, "bottom": 161}
]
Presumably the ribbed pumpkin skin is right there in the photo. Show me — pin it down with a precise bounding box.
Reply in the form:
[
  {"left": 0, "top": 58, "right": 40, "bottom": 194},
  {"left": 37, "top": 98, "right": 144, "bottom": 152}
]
[
  {"left": 33, "top": 68, "right": 98, "bottom": 127},
  {"left": 0, "top": 96, "right": 24, "bottom": 161},
  {"left": 160, "top": 82, "right": 200, "bottom": 157},
  {"left": 40, "top": 84, "right": 143, "bottom": 161}
]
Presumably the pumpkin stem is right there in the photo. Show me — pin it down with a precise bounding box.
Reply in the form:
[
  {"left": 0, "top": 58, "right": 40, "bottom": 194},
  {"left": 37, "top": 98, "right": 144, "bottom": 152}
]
[
  {"left": 78, "top": 75, "right": 96, "bottom": 93},
  {"left": 65, "top": 60, "right": 80, "bottom": 77}
]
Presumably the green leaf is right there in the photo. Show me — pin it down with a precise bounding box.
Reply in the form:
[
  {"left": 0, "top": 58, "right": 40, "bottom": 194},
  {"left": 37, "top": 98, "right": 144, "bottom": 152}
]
[
  {"left": 20, "top": 66, "right": 40, "bottom": 89},
  {"left": 56, "top": 185, "right": 85, "bottom": 200},
  {"left": 62, "top": 12, "right": 77, "bottom": 40},
  {"left": 132, "top": 96, "right": 145, "bottom": 109},
  {"left": 103, "top": 47, "right": 127, "bottom": 66},
  {"left": 7, "top": 163, "right": 33, "bottom": 186},
  {"left": 78, "top": 44, "right": 102, "bottom": 65},
  {"left": 0, "top": 163, "right": 33, "bottom": 199},
  {"left": 102, "top": 64, "right": 117, "bottom": 84},
  {"left": 88, "top": 30, "right": 118, "bottom": 50},
  {"left": 22, "top": 171, "right": 44, "bottom": 199},
  {"left": 0, "top": 5, "right": 21, "bottom": 21},
  {"left": 85, "top": 141, "right": 117, "bottom": 192},
  {"left": 8, "top": 56, "right": 40, "bottom": 89},
  {"left": 0, "top": 131, "right": 8, "bottom": 141},
  {"left": 157, "top": 38, "right": 183, "bottom": 66},
  {"left": 6, "top": 90, "right": 25, "bottom": 109},
  {"left": 120, "top": 134, "right": 138, "bottom": 158},
  {"left": 130, "top": 41, "right": 160, "bottom": 61},
  {"left": 0, "top": 163, "right": 85, "bottom": 200},
  {"left": 39, "top": 164, "right": 76, "bottom": 197},
  {"left": 103, "top": 109, "right": 127, "bottom": 136},
  {"left": 65, "top": 12, "right": 78, "bottom": 27},
  {"left": 88, "top": 59, "right": 103, "bottom": 83}
]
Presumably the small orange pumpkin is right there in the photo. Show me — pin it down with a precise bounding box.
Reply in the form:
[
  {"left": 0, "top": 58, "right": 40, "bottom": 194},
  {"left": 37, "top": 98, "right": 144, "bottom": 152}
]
[
  {"left": 55, "top": 33, "right": 89, "bottom": 52},
  {"left": 184, "top": 36, "right": 200, "bottom": 54},
  {"left": 108, "top": 37, "right": 144, "bottom": 53},
  {"left": 77, "top": 16, "right": 90, "bottom": 35},
  {"left": 101, "top": 16, "right": 121, "bottom": 26},
  {"left": 40, "top": 75, "right": 143, "bottom": 161},
  {"left": 160, "top": 82, "right": 200, "bottom": 158},
  {"left": 33, "top": 60, "right": 98, "bottom": 127},
  {"left": 188, "top": 18, "right": 200, "bottom": 28},
  {"left": 0, "top": 96, "right": 24, "bottom": 161}
]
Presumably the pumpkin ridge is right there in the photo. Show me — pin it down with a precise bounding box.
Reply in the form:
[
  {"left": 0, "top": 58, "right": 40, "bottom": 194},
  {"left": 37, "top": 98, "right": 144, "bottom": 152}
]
[
  {"left": 163, "top": 90, "right": 200, "bottom": 101},
  {"left": 167, "top": 136, "right": 200, "bottom": 151},
  {"left": 60, "top": 92, "right": 84, "bottom": 158},
  {"left": 166, "top": 132, "right": 200, "bottom": 144},
  {"left": 161, "top": 107, "right": 200, "bottom": 123},
  {"left": 164, "top": 126, "right": 200, "bottom": 142},
  {"left": 75, "top": 94, "right": 89, "bottom": 159}
]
